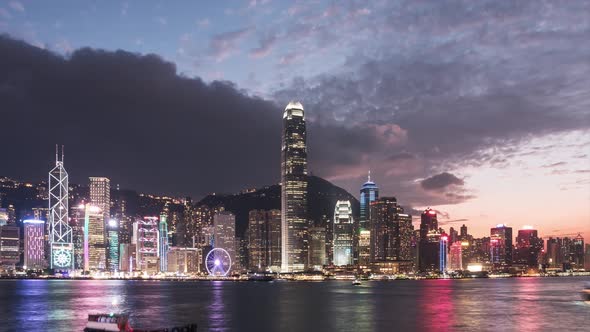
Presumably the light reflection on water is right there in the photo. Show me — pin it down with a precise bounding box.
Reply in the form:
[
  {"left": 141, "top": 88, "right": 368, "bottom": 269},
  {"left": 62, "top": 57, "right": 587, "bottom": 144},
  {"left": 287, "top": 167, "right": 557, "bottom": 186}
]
[{"left": 1, "top": 277, "right": 588, "bottom": 331}]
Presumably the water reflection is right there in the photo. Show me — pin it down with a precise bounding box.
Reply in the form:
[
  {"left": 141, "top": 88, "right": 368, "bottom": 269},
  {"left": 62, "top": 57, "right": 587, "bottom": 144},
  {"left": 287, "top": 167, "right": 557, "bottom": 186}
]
[
  {"left": 514, "top": 278, "right": 541, "bottom": 331},
  {"left": 208, "top": 281, "right": 227, "bottom": 331},
  {"left": 418, "top": 280, "right": 455, "bottom": 332}
]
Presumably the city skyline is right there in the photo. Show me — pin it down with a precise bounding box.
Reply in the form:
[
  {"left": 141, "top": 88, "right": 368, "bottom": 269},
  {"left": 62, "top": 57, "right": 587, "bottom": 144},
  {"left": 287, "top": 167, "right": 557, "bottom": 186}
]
[{"left": 0, "top": 0, "right": 589, "bottom": 243}]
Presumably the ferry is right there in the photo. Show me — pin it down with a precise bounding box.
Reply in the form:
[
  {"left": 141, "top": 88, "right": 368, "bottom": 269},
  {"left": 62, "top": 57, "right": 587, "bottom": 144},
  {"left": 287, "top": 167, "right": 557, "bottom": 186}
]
[
  {"left": 83, "top": 313, "right": 197, "bottom": 332},
  {"left": 352, "top": 279, "right": 362, "bottom": 286}
]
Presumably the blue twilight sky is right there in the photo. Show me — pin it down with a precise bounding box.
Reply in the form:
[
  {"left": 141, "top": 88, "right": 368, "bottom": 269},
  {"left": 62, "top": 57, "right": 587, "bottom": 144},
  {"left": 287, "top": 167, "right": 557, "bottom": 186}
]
[{"left": 1, "top": 0, "right": 589, "bottom": 238}]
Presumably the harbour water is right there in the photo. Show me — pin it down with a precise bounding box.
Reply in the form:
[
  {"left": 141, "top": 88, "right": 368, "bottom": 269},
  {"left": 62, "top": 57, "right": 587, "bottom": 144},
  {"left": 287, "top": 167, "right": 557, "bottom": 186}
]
[{"left": 0, "top": 277, "right": 588, "bottom": 331}]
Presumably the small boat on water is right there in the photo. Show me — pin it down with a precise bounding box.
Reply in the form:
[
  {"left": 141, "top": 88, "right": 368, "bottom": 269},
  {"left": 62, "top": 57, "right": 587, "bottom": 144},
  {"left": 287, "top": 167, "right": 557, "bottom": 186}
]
[
  {"left": 83, "top": 313, "right": 197, "bottom": 332},
  {"left": 352, "top": 279, "right": 362, "bottom": 286}
]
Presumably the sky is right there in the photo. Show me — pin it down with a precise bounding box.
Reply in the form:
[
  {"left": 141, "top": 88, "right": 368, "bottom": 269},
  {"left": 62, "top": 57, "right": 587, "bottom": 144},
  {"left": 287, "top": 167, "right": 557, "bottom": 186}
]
[{"left": 0, "top": 0, "right": 589, "bottom": 239}]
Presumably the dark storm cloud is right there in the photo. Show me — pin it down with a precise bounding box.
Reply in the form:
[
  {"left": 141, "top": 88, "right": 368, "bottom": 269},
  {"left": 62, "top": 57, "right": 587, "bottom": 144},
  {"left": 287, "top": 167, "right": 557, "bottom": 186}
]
[
  {"left": 0, "top": 35, "right": 281, "bottom": 197},
  {"left": 273, "top": 0, "right": 590, "bottom": 206},
  {"left": 421, "top": 172, "right": 464, "bottom": 191}
]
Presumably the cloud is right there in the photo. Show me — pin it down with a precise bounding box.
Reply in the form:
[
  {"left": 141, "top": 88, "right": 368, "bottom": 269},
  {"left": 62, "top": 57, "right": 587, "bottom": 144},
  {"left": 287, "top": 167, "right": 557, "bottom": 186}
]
[
  {"left": 0, "top": 8, "right": 11, "bottom": 19},
  {"left": 542, "top": 162, "right": 567, "bottom": 168},
  {"left": 421, "top": 172, "right": 464, "bottom": 191},
  {"left": 8, "top": 1, "right": 24, "bottom": 12},
  {"left": 155, "top": 17, "right": 167, "bottom": 25},
  {"left": 209, "top": 27, "right": 253, "bottom": 62},
  {"left": 121, "top": 2, "right": 129, "bottom": 16},
  {"left": 0, "top": 35, "right": 282, "bottom": 197},
  {"left": 250, "top": 33, "right": 277, "bottom": 58},
  {"left": 197, "top": 18, "right": 210, "bottom": 28}
]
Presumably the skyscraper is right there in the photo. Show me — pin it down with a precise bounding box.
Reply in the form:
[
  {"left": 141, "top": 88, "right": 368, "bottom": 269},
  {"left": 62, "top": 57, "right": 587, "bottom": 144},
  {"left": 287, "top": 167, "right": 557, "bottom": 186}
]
[
  {"left": 107, "top": 219, "right": 119, "bottom": 272},
  {"left": 369, "top": 197, "right": 413, "bottom": 263},
  {"left": 159, "top": 214, "right": 169, "bottom": 272},
  {"left": 359, "top": 173, "right": 378, "bottom": 266},
  {"left": 135, "top": 217, "right": 159, "bottom": 274},
  {"left": 23, "top": 219, "right": 46, "bottom": 270},
  {"left": 515, "top": 226, "right": 543, "bottom": 268},
  {"left": 448, "top": 241, "right": 463, "bottom": 271},
  {"left": 571, "top": 234, "right": 584, "bottom": 269},
  {"left": 214, "top": 211, "right": 236, "bottom": 266},
  {"left": 84, "top": 205, "right": 105, "bottom": 271},
  {"left": 419, "top": 208, "right": 440, "bottom": 272},
  {"left": 281, "top": 101, "right": 308, "bottom": 272},
  {"left": 490, "top": 224, "right": 513, "bottom": 266},
  {"left": 309, "top": 227, "right": 326, "bottom": 269},
  {"left": 333, "top": 200, "right": 354, "bottom": 266},
  {"left": 0, "top": 225, "right": 20, "bottom": 268},
  {"left": 247, "top": 209, "right": 281, "bottom": 271},
  {"left": 89, "top": 177, "right": 111, "bottom": 224},
  {"left": 49, "top": 145, "right": 73, "bottom": 270}
]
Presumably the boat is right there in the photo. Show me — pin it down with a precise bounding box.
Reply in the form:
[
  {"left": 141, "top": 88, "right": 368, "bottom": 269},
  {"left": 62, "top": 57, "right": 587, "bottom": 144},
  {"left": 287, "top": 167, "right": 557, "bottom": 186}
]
[
  {"left": 352, "top": 279, "right": 362, "bottom": 285},
  {"left": 248, "top": 274, "right": 275, "bottom": 281},
  {"left": 83, "top": 313, "right": 197, "bottom": 332},
  {"left": 582, "top": 285, "right": 590, "bottom": 303}
]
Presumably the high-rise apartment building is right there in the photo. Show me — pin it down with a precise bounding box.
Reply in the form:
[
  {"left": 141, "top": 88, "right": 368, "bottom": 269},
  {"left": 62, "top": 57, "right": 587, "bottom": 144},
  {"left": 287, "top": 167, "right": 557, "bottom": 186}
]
[
  {"left": 24, "top": 219, "right": 45, "bottom": 270},
  {"left": 281, "top": 101, "right": 309, "bottom": 272},
  {"left": 333, "top": 200, "right": 354, "bottom": 266}
]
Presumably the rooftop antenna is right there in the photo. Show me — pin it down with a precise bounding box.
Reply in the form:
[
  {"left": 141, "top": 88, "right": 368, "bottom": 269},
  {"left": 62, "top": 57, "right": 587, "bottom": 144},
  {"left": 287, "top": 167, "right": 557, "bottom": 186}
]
[
  {"left": 368, "top": 170, "right": 371, "bottom": 182},
  {"left": 61, "top": 145, "right": 64, "bottom": 163},
  {"left": 55, "top": 144, "right": 58, "bottom": 164}
]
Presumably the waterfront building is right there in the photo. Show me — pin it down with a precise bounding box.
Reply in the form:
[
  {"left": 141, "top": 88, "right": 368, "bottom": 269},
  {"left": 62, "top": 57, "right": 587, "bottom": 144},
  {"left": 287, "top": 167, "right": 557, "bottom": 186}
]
[
  {"left": 214, "top": 211, "right": 236, "bottom": 265},
  {"left": 515, "top": 226, "right": 543, "bottom": 268},
  {"left": 571, "top": 234, "right": 584, "bottom": 269},
  {"left": 419, "top": 208, "right": 440, "bottom": 272},
  {"left": 333, "top": 200, "right": 354, "bottom": 266},
  {"left": 89, "top": 177, "right": 111, "bottom": 267},
  {"left": 159, "top": 214, "right": 169, "bottom": 272},
  {"left": 369, "top": 198, "right": 414, "bottom": 265},
  {"left": 85, "top": 205, "right": 105, "bottom": 271},
  {"left": 70, "top": 204, "right": 86, "bottom": 270},
  {"left": 167, "top": 247, "right": 201, "bottom": 274},
  {"left": 107, "top": 219, "right": 119, "bottom": 272},
  {"left": 440, "top": 234, "right": 448, "bottom": 272},
  {"left": 49, "top": 146, "right": 74, "bottom": 270},
  {"left": 309, "top": 227, "right": 326, "bottom": 269},
  {"left": 448, "top": 241, "right": 463, "bottom": 271},
  {"left": 247, "top": 209, "right": 281, "bottom": 271},
  {"left": 585, "top": 244, "right": 590, "bottom": 271},
  {"left": 135, "top": 217, "right": 159, "bottom": 274},
  {"left": 358, "top": 229, "right": 371, "bottom": 267},
  {"left": 119, "top": 243, "right": 136, "bottom": 272},
  {"left": 490, "top": 224, "right": 513, "bottom": 266},
  {"left": 23, "top": 219, "right": 45, "bottom": 270},
  {"left": 0, "top": 225, "right": 20, "bottom": 268},
  {"left": 281, "top": 101, "right": 309, "bottom": 272}
]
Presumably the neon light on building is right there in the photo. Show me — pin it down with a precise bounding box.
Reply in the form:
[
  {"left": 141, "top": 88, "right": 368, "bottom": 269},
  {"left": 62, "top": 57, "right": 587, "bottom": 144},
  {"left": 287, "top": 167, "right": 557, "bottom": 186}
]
[
  {"left": 159, "top": 214, "right": 169, "bottom": 272},
  {"left": 24, "top": 220, "right": 45, "bottom": 270},
  {"left": 49, "top": 145, "right": 73, "bottom": 270}
]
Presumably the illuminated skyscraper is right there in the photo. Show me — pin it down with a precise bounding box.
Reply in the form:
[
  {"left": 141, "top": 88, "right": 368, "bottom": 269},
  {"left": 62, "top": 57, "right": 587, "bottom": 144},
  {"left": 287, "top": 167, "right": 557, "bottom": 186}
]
[
  {"left": 107, "top": 219, "right": 119, "bottom": 272},
  {"left": 309, "top": 227, "right": 326, "bottom": 269},
  {"left": 49, "top": 145, "right": 74, "bottom": 270},
  {"left": 23, "top": 219, "right": 45, "bottom": 270},
  {"left": 247, "top": 210, "right": 281, "bottom": 271},
  {"left": 359, "top": 173, "right": 378, "bottom": 266},
  {"left": 89, "top": 177, "right": 111, "bottom": 267},
  {"left": 84, "top": 205, "right": 105, "bottom": 271},
  {"left": 359, "top": 172, "right": 379, "bottom": 228},
  {"left": 515, "top": 226, "right": 543, "bottom": 267},
  {"left": 135, "top": 217, "right": 159, "bottom": 274},
  {"left": 214, "top": 211, "right": 236, "bottom": 266},
  {"left": 281, "top": 101, "right": 308, "bottom": 272},
  {"left": 490, "top": 224, "right": 513, "bottom": 266},
  {"left": 70, "top": 204, "right": 86, "bottom": 270},
  {"left": 369, "top": 198, "right": 413, "bottom": 263},
  {"left": 419, "top": 208, "right": 440, "bottom": 272},
  {"left": 333, "top": 200, "right": 354, "bottom": 266},
  {"left": 448, "top": 241, "right": 463, "bottom": 271},
  {"left": 159, "top": 214, "right": 169, "bottom": 272},
  {"left": 571, "top": 234, "right": 584, "bottom": 269},
  {"left": 0, "top": 225, "right": 20, "bottom": 268}
]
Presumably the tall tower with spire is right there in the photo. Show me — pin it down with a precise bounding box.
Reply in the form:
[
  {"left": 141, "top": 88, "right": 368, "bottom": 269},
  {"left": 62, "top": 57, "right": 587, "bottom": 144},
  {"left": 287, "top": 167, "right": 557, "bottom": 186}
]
[
  {"left": 281, "top": 101, "right": 309, "bottom": 272},
  {"left": 359, "top": 171, "right": 379, "bottom": 228},
  {"left": 49, "top": 145, "right": 74, "bottom": 270}
]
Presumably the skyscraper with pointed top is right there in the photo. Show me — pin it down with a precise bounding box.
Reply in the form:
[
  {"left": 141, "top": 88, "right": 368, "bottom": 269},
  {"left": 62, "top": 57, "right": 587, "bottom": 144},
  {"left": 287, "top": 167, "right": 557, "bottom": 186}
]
[
  {"left": 281, "top": 101, "right": 308, "bottom": 272},
  {"left": 49, "top": 145, "right": 74, "bottom": 270}
]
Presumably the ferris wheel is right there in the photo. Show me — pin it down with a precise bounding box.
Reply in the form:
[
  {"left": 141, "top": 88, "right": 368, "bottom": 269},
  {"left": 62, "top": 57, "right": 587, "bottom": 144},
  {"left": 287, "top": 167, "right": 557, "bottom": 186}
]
[{"left": 205, "top": 248, "right": 232, "bottom": 276}]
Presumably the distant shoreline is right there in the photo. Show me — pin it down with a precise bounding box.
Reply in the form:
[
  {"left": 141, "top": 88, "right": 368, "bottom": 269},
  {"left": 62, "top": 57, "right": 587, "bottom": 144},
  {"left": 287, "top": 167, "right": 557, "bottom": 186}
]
[{"left": 1, "top": 273, "right": 589, "bottom": 282}]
